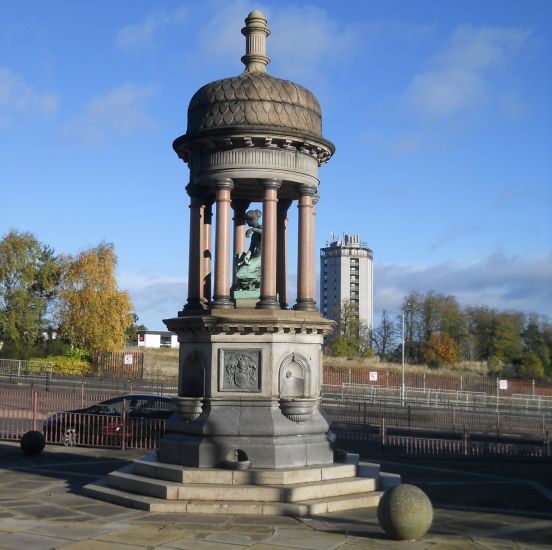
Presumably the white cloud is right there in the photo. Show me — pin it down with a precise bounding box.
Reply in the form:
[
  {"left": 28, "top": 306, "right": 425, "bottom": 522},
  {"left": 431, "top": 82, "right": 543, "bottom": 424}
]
[
  {"left": 375, "top": 253, "right": 552, "bottom": 317},
  {"left": 268, "top": 6, "right": 360, "bottom": 80},
  {"left": 61, "top": 84, "right": 157, "bottom": 143},
  {"left": 406, "top": 25, "right": 532, "bottom": 117},
  {"left": 0, "top": 67, "right": 58, "bottom": 123},
  {"left": 120, "top": 272, "right": 187, "bottom": 331},
  {"left": 116, "top": 6, "right": 188, "bottom": 50}
]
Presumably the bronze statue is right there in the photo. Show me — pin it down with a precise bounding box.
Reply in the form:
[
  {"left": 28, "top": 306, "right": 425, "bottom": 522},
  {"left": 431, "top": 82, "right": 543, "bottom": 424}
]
[{"left": 234, "top": 209, "right": 262, "bottom": 291}]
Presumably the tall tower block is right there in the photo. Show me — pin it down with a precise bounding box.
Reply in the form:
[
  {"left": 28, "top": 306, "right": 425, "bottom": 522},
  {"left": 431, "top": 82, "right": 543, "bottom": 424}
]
[{"left": 320, "top": 234, "right": 374, "bottom": 332}]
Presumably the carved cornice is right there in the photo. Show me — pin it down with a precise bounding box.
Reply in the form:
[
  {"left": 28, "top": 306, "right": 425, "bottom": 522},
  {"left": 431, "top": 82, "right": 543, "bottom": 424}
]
[
  {"left": 165, "top": 310, "right": 335, "bottom": 337},
  {"left": 173, "top": 131, "right": 334, "bottom": 166}
]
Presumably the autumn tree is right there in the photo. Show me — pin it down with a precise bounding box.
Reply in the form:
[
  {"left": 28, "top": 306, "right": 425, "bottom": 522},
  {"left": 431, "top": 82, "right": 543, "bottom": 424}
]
[
  {"left": 57, "top": 243, "right": 133, "bottom": 352},
  {"left": 0, "top": 231, "right": 60, "bottom": 357},
  {"left": 423, "top": 333, "right": 461, "bottom": 367}
]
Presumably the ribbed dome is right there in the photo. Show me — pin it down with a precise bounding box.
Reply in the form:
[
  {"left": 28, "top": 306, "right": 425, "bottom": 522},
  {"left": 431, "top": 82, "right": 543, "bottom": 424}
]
[{"left": 186, "top": 73, "right": 323, "bottom": 139}]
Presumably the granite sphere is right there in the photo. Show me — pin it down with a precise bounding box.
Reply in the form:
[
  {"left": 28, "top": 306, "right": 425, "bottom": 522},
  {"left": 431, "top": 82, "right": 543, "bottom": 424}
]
[
  {"left": 20, "top": 430, "right": 46, "bottom": 456},
  {"left": 377, "top": 484, "right": 433, "bottom": 540}
]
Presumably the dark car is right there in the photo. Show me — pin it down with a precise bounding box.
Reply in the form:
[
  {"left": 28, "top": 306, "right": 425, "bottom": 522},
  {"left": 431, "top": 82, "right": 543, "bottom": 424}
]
[{"left": 43, "top": 394, "right": 176, "bottom": 447}]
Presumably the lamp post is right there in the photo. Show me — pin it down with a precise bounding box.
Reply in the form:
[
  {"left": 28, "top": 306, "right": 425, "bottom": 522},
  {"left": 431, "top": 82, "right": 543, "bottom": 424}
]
[
  {"left": 401, "top": 301, "right": 411, "bottom": 407},
  {"left": 401, "top": 310, "right": 405, "bottom": 406}
]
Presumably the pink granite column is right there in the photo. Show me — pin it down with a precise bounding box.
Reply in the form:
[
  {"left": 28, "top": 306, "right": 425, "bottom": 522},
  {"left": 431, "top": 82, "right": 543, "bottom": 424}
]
[
  {"left": 277, "top": 200, "right": 292, "bottom": 309},
  {"left": 184, "top": 185, "right": 204, "bottom": 311},
  {"left": 212, "top": 178, "right": 234, "bottom": 309},
  {"left": 231, "top": 200, "right": 251, "bottom": 284},
  {"left": 202, "top": 198, "right": 214, "bottom": 303},
  {"left": 257, "top": 179, "right": 281, "bottom": 309},
  {"left": 311, "top": 193, "right": 320, "bottom": 308},
  {"left": 294, "top": 185, "right": 317, "bottom": 311}
]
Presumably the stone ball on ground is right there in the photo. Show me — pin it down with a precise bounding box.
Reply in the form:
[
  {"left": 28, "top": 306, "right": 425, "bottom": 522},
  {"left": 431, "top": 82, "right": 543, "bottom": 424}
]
[
  {"left": 20, "top": 430, "right": 46, "bottom": 456},
  {"left": 377, "top": 484, "right": 433, "bottom": 541}
]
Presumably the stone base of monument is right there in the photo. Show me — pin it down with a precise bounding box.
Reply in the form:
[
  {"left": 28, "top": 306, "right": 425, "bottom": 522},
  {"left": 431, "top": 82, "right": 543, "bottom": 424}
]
[{"left": 83, "top": 453, "right": 400, "bottom": 516}]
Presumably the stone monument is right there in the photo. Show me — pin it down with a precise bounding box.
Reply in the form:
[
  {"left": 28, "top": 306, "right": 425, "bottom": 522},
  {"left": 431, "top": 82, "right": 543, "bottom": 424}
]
[
  {"left": 159, "top": 9, "right": 335, "bottom": 469},
  {"left": 85, "top": 11, "right": 400, "bottom": 515}
]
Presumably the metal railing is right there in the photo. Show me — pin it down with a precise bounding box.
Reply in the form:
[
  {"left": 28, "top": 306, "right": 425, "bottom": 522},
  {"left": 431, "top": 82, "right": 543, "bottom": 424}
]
[
  {"left": 335, "top": 429, "right": 551, "bottom": 459},
  {"left": 0, "top": 390, "right": 167, "bottom": 450},
  {"left": 322, "top": 383, "right": 552, "bottom": 414}
]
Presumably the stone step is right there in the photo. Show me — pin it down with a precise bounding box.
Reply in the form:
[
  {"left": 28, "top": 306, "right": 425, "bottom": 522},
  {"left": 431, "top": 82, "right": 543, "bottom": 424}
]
[
  {"left": 108, "top": 468, "right": 376, "bottom": 502},
  {"left": 281, "top": 476, "right": 376, "bottom": 502},
  {"left": 299, "top": 491, "right": 383, "bottom": 515},
  {"left": 133, "top": 455, "right": 357, "bottom": 485},
  {"left": 108, "top": 468, "right": 182, "bottom": 499},
  {"left": 379, "top": 472, "right": 401, "bottom": 490},
  {"left": 83, "top": 479, "right": 383, "bottom": 516}
]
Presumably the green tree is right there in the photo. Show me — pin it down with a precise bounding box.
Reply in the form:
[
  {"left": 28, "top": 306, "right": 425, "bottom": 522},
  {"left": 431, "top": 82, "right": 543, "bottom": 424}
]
[
  {"left": 522, "top": 314, "right": 550, "bottom": 371},
  {"left": 0, "top": 231, "right": 60, "bottom": 357},
  {"left": 327, "top": 300, "right": 367, "bottom": 357},
  {"left": 125, "top": 313, "right": 147, "bottom": 342},
  {"left": 466, "top": 307, "right": 523, "bottom": 364},
  {"left": 57, "top": 243, "right": 133, "bottom": 352},
  {"left": 515, "top": 354, "right": 545, "bottom": 380}
]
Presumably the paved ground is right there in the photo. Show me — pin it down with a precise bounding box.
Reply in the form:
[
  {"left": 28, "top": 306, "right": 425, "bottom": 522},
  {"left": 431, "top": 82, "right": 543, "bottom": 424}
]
[{"left": 0, "top": 441, "right": 551, "bottom": 549}]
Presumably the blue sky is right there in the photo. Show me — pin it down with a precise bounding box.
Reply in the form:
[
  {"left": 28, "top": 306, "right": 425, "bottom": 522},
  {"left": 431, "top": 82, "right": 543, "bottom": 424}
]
[{"left": 2, "top": 0, "right": 551, "bottom": 329}]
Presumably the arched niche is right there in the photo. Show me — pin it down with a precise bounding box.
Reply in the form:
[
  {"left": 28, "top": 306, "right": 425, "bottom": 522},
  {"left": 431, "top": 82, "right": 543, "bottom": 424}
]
[
  {"left": 179, "top": 350, "right": 206, "bottom": 397},
  {"left": 278, "top": 353, "right": 311, "bottom": 398}
]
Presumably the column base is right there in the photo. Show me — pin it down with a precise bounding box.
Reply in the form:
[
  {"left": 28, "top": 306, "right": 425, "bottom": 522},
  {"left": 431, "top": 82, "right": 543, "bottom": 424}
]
[
  {"left": 256, "top": 296, "right": 280, "bottom": 309},
  {"left": 182, "top": 298, "right": 208, "bottom": 313},
  {"left": 293, "top": 299, "right": 318, "bottom": 311},
  {"left": 211, "top": 295, "right": 234, "bottom": 309}
]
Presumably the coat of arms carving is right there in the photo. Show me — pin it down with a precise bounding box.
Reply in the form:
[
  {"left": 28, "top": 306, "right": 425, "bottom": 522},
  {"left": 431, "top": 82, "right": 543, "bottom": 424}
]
[{"left": 220, "top": 349, "right": 261, "bottom": 392}]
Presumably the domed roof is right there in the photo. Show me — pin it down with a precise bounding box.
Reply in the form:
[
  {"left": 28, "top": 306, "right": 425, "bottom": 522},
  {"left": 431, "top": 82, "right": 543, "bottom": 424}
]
[
  {"left": 183, "top": 11, "right": 325, "bottom": 142},
  {"left": 187, "top": 73, "right": 322, "bottom": 138}
]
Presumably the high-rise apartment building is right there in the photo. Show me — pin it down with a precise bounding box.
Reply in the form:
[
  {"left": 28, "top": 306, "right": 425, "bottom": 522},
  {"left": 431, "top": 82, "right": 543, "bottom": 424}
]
[{"left": 320, "top": 234, "right": 374, "bottom": 331}]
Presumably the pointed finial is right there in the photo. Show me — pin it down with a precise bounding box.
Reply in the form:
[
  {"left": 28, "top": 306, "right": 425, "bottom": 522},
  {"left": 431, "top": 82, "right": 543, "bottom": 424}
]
[{"left": 241, "top": 10, "right": 270, "bottom": 74}]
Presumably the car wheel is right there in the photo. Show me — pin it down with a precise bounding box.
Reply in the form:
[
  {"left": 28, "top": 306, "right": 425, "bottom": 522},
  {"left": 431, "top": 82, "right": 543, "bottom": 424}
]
[{"left": 63, "top": 428, "right": 78, "bottom": 447}]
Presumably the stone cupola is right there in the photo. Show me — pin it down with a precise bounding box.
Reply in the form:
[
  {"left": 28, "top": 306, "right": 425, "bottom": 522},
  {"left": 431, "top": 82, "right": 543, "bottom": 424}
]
[{"left": 173, "top": 10, "right": 334, "bottom": 312}]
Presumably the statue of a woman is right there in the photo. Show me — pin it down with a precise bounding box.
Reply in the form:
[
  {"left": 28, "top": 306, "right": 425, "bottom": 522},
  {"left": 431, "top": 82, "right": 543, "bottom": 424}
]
[{"left": 234, "top": 209, "right": 262, "bottom": 291}]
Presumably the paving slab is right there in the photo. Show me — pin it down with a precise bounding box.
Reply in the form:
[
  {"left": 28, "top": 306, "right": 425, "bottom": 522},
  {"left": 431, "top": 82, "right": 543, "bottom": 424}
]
[
  {"left": 97, "top": 527, "right": 192, "bottom": 546},
  {"left": 267, "top": 527, "right": 350, "bottom": 550},
  {"left": 159, "top": 539, "right": 247, "bottom": 550},
  {"left": 0, "top": 442, "right": 552, "bottom": 549},
  {"left": 59, "top": 541, "right": 150, "bottom": 550},
  {"left": 0, "top": 532, "right": 73, "bottom": 550}
]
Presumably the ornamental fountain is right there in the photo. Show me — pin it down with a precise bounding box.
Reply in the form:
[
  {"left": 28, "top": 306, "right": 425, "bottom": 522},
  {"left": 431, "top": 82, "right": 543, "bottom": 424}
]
[{"left": 85, "top": 11, "right": 399, "bottom": 515}]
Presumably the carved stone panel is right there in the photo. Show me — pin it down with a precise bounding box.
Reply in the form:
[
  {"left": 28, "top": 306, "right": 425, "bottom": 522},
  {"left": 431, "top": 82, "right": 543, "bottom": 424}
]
[{"left": 219, "top": 349, "right": 261, "bottom": 392}]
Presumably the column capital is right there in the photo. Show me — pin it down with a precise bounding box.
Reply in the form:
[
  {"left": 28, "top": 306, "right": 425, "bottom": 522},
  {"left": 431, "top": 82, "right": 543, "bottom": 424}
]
[
  {"left": 312, "top": 193, "right": 320, "bottom": 206},
  {"left": 186, "top": 183, "right": 208, "bottom": 199},
  {"left": 261, "top": 179, "right": 282, "bottom": 191},
  {"left": 297, "top": 184, "right": 317, "bottom": 197},
  {"left": 213, "top": 178, "right": 234, "bottom": 191},
  {"left": 277, "top": 199, "right": 293, "bottom": 214},
  {"left": 231, "top": 199, "right": 251, "bottom": 212}
]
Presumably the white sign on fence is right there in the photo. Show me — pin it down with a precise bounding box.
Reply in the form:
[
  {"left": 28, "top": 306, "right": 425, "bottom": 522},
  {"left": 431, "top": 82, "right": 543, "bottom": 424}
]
[
  {"left": 499, "top": 379, "right": 508, "bottom": 390},
  {"left": 124, "top": 354, "right": 133, "bottom": 365},
  {"left": 369, "top": 371, "right": 378, "bottom": 382}
]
